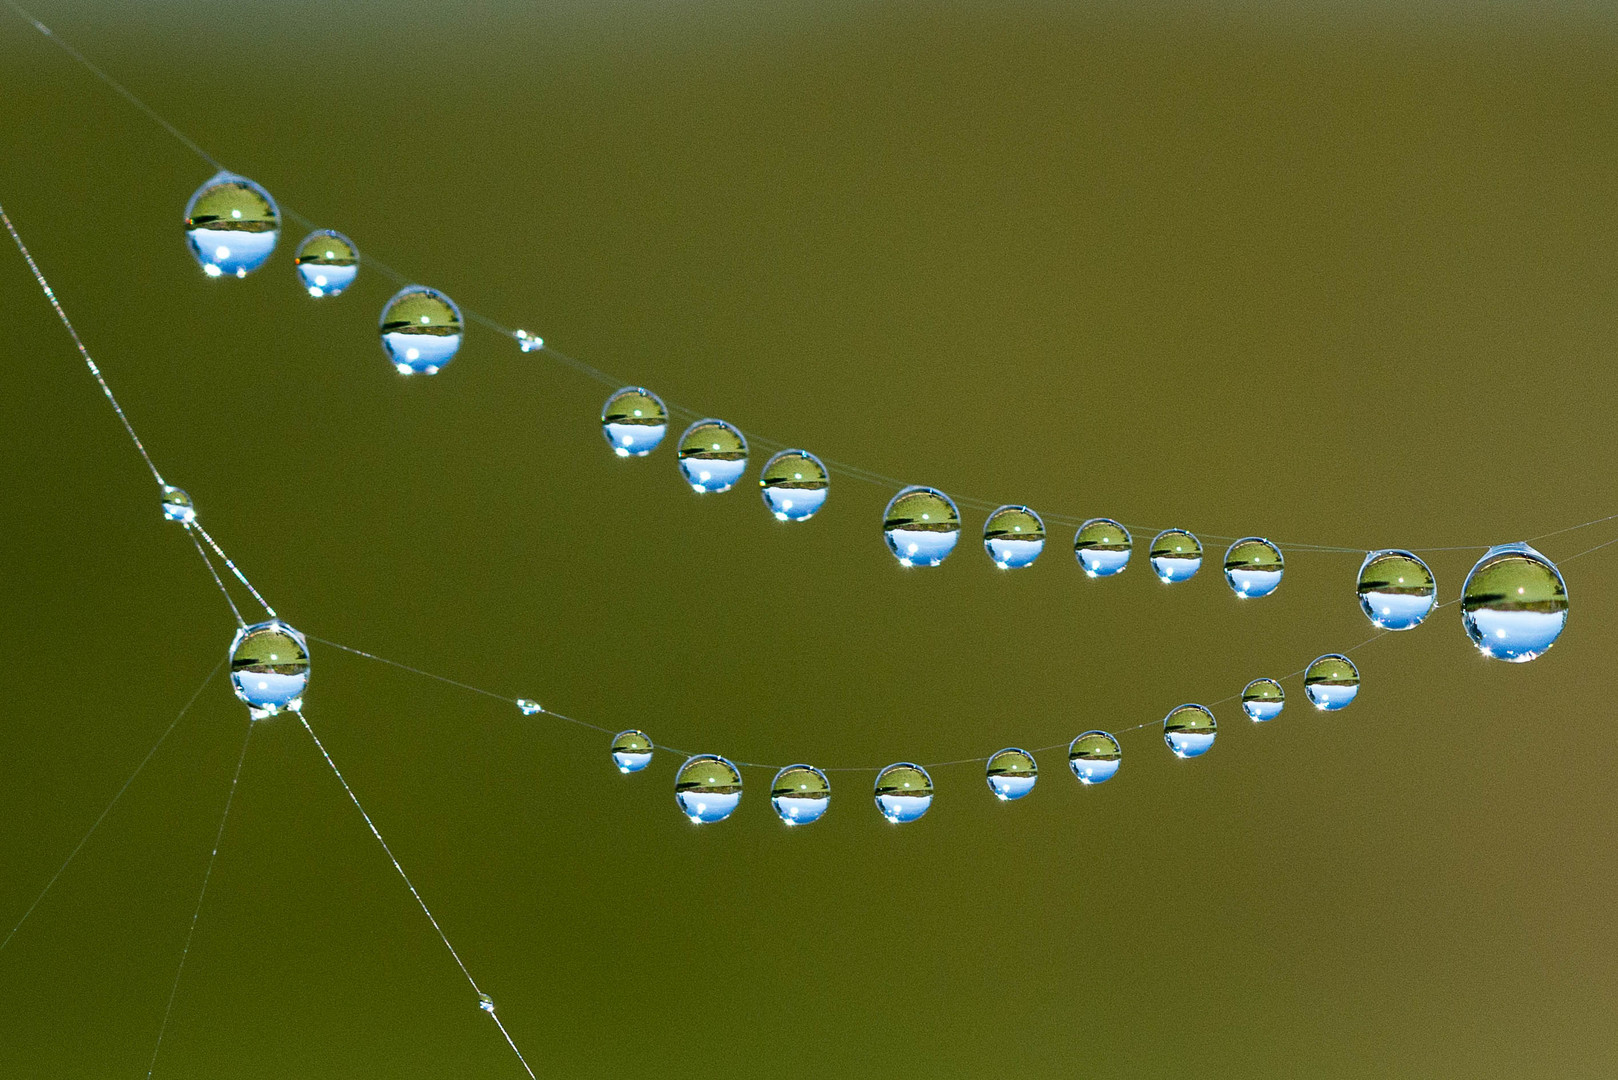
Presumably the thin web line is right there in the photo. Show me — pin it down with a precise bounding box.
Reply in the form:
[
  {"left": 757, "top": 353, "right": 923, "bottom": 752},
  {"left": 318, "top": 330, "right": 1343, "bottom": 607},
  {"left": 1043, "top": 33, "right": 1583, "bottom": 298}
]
[
  {"left": 0, "top": 657, "right": 225, "bottom": 955},
  {"left": 145, "top": 718, "right": 254, "bottom": 1079},
  {"left": 192, "top": 522, "right": 277, "bottom": 619},
  {"left": 185, "top": 525, "right": 245, "bottom": 627}
]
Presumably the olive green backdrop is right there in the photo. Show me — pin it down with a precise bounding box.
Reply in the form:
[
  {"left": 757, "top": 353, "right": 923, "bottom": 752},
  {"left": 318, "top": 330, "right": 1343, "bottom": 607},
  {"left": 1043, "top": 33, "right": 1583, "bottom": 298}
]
[{"left": 3, "top": 2, "right": 1617, "bottom": 1076}]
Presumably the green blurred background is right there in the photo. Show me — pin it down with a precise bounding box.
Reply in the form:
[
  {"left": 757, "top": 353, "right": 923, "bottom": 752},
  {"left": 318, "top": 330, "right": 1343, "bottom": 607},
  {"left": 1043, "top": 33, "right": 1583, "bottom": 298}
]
[{"left": 3, "top": 1, "right": 1618, "bottom": 1075}]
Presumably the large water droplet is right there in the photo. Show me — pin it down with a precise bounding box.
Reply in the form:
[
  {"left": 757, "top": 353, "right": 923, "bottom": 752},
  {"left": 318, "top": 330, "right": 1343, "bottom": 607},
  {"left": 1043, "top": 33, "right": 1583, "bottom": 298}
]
[
  {"left": 1462, "top": 543, "right": 1568, "bottom": 662},
  {"left": 229, "top": 620, "right": 309, "bottom": 720},
  {"left": 771, "top": 764, "right": 830, "bottom": 825},
  {"left": 677, "top": 420, "right": 748, "bottom": 493},
  {"left": 983, "top": 506, "right": 1045, "bottom": 569},
  {"left": 759, "top": 450, "right": 829, "bottom": 521},
  {"left": 1163, "top": 704, "right": 1216, "bottom": 758},
  {"left": 985, "top": 748, "right": 1038, "bottom": 800},
  {"left": 1224, "top": 537, "right": 1284, "bottom": 598},
  {"left": 874, "top": 763, "right": 933, "bottom": 823},
  {"left": 185, "top": 172, "right": 279, "bottom": 278},
  {"left": 1150, "top": 530, "right": 1203, "bottom": 583},
  {"left": 1241, "top": 678, "right": 1285, "bottom": 722},
  {"left": 379, "top": 286, "right": 462, "bottom": 375},
  {"left": 1303, "top": 654, "right": 1359, "bottom": 711},
  {"left": 1069, "top": 731, "right": 1121, "bottom": 784},
  {"left": 160, "top": 484, "right": 195, "bottom": 524},
  {"left": 293, "top": 229, "right": 358, "bottom": 298},
  {"left": 674, "top": 755, "right": 743, "bottom": 823},
  {"left": 601, "top": 388, "right": 668, "bottom": 458},
  {"left": 883, "top": 487, "right": 960, "bottom": 567},
  {"left": 1357, "top": 550, "right": 1437, "bottom": 631},
  {"left": 1073, "top": 518, "right": 1132, "bottom": 578},
  {"left": 611, "top": 730, "right": 654, "bottom": 774}
]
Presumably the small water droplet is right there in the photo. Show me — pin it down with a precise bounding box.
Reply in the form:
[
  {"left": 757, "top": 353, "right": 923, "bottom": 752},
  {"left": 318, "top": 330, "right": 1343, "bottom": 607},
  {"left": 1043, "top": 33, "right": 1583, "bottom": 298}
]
[
  {"left": 160, "top": 484, "right": 195, "bottom": 524},
  {"left": 1241, "top": 678, "right": 1285, "bottom": 722},
  {"left": 1068, "top": 730, "right": 1121, "bottom": 784},
  {"left": 1223, "top": 537, "right": 1284, "bottom": 598},
  {"left": 1149, "top": 530, "right": 1203, "bottom": 583},
  {"left": 677, "top": 420, "right": 747, "bottom": 493},
  {"left": 759, "top": 450, "right": 829, "bottom": 521},
  {"left": 982, "top": 506, "right": 1045, "bottom": 568},
  {"left": 611, "top": 729, "right": 654, "bottom": 774},
  {"left": 675, "top": 755, "right": 743, "bottom": 823},
  {"left": 1357, "top": 550, "right": 1437, "bottom": 631},
  {"left": 770, "top": 764, "right": 830, "bottom": 825},
  {"left": 293, "top": 229, "right": 358, "bottom": 298},
  {"left": 229, "top": 620, "right": 309, "bottom": 720},
  {"left": 874, "top": 763, "right": 933, "bottom": 823},
  {"left": 478, "top": 993, "right": 496, "bottom": 1013},
  {"left": 1073, "top": 518, "right": 1132, "bottom": 578},
  {"left": 1164, "top": 704, "right": 1216, "bottom": 758},
  {"left": 515, "top": 699, "right": 541, "bottom": 715},
  {"left": 883, "top": 487, "right": 960, "bottom": 567},
  {"left": 601, "top": 388, "right": 668, "bottom": 457},
  {"left": 1462, "top": 543, "right": 1568, "bottom": 662},
  {"left": 1303, "top": 654, "right": 1359, "bottom": 711},
  {"left": 985, "top": 748, "right": 1038, "bottom": 801},
  {"left": 515, "top": 330, "right": 543, "bottom": 352},
  {"left": 380, "top": 286, "right": 462, "bottom": 374},
  {"left": 185, "top": 172, "right": 279, "bottom": 277}
]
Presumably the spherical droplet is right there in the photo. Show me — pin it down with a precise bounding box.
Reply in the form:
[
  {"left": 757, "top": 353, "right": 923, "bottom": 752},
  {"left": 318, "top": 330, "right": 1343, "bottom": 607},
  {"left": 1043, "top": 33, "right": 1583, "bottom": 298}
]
[
  {"left": 1068, "top": 730, "right": 1121, "bottom": 784},
  {"left": 611, "top": 730, "right": 654, "bottom": 774},
  {"left": 674, "top": 755, "right": 743, "bottom": 823},
  {"left": 983, "top": 506, "right": 1045, "bottom": 569},
  {"left": 1461, "top": 542, "right": 1568, "bottom": 662},
  {"left": 770, "top": 764, "right": 830, "bottom": 825},
  {"left": 883, "top": 487, "right": 960, "bottom": 567},
  {"left": 1303, "top": 654, "right": 1359, "bottom": 711},
  {"left": 1163, "top": 704, "right": 1216, "bottom": 758},
  {"left": 985, "top": 748, "right": 1038, "bottom": 801},
  {"left": 759, "top": 450, "right": 829, "bottom": 522},
  {"left": 292, "top": 229, "right": 358, "bottom": 298},
  {"left": 601, "top": 388, "right": 668, "bottom": 458},
  {"left": 379, "top": 286, "right": 462, "bottom": 375},
  {"left": 1357, "top": 549, "right": 1437, "bottom": 631},
  {"left": 1224, "top": 537, "right": 1284, "bottom": 598},
  {"left": 515, "top": 699, "right": 541, "bottom": 715},
  {"left": 160, "top": 484, "right": 195, "bottom": 524},
  {"left": 677, "top": 420, "right": 748, "bottom": 493},
  {"left": 1150, "top": 529, "right": 1203, "bottom": 583},
  {"left": 1073, "top": 518, "right": 1132, "bottom": 578},
  {"left": 185, "top": 172, "right": 279, "bottom": 278},
  {"left": 874, "top": 763, "right": 933, "bottom": 823},
  {"left": 1241, "top": 678, "right": 1284, "bottom": 722},
  {"left": 229, "top": 620, "right": 309, "bottom": 720}
]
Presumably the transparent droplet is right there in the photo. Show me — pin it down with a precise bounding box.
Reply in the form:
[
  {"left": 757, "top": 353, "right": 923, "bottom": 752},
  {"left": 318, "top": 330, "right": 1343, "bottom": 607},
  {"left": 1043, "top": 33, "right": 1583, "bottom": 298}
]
[
  {"left": 292, "top": 229, "right": 358, "bottom": 298},
  {"left": 611, "top": 729, "right": 654, "bottom": 774},
  {"left": 1073, "top": 518, "right": 1132, "bottom": 578},
  {"left": 983, "top": 506, "right": 1045, "bottom": 569},
  {"left": 1241, "top": 678, "right": 1284, "bottom": 722},
  {"left": 677, "top": 420, "right": 748, "bottom": 493},
  {"left": 1303, "top": 654, "right": 1359, "bottom": 711},
  {"left": 515, "top": 329, "right": 543, "bottom": 352},
  {"left": 1357, "top": 549, "right": 1437, "bottom": 631},
  {"left": 759, "top": 450, "right": 829, "bottom": 522},
  {"left": 379, "top": 286, "right": 462, "bottom": 375},
  {"left": 874, "top": 763, "right": 933, "bottom": 823},
  {"left": 985, "top": 748, "right": 1038, "bottom": 801},
  {"left": 674, "top": 754, "right": 743, "bottom": 823},
  {"left": 185, "top": 171, "right": 279, "bottom": 278},
  {"left": 515, "top": 698, "right": 541, "bottom": 715},
  {"left": 1461, "top": 543, "right": 1568, "bottom": 662},
  {"left": 160, "top": 484, "right": 195, "bottom": 524},
  {"left": 601, "top": 388, "right": 668, "bottom": 458},
  {"left": 770, "top": 764, "right": 830, "bottom": 825},
  {"left": 1068, "top": 731, "right": 1121, "bottom": 784},
  {"left": 1224, "top": 537, "right": 1284, "bottom": 598},
  {"left": 1149, "top": 529, "right": 1203, "bottom": 583},
  {"left": 883, "top": 487, "right": 960, "bottom": 567},
  {"left": 229, "top": 620, "right": 309, "bottom": 720},
  {"left": 478, "top": 993, "right": 496, "bottom": 1013},
  {"left": 1164, "top": 704, "right": 1217, "bottom": 758}
]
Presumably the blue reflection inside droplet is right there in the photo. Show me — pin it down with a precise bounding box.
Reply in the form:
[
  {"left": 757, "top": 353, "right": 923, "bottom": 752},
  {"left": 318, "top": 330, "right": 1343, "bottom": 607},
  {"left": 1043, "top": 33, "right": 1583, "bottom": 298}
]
[
  {"left": 1165, "top": 730, "right": 1216, "bottom": 758},
  {"left": 188, "top": 228, "right": 278, "bottom": 277},
  {"left": 1152, "top": 554, "right": 1202, "bottom": 583},
  {"left": 1226, "top": 568, "right": 1282, "bottom": 598},
  {"left": 1242, "top": 700, "right": 1284, "bottom": 722},
  {"left": 876, "top": 793, "right": 932, "bottom": 823},
  {"left": 987, "top": 774, "right": 1037, "bottom": 800},
  {"left": 382, "top": 331, "right": 461, "bottom": 374},
  {"left": 232, "top": 669, "right": 306, "bottom": 711},
  {"left": 771, "top": 794, "right": 830, "bottom": 825},
  {"left": 677, "top": 790, "right": 741, "bottom": 823},
  {"left": 885, "top": 527, "right": 959, "bottom": 567},
  {"left": 1070, "top": 758, "right": 1120, "bottom": 784},
  {"left": 613, "top": 751, "right": 653, "bottom": 773},
  {"left": 1361, "top": 590, "right": 1435, "bottom": 631},
  {"left": 1305, "top": 684, "right": 1358, "bottom": 711},
  {"left": 763, "top": 486, "right": 827, "bottom": 521},
  {"left": 1464, "top": 609, "right": 1567, "bottom": 662},
  {"left": 298, "top": 261, "right": 358, "bottom": 298},
  {"left": 986, "top": 536, "right": 1043, "bottom": 569},
  {"left": 680, "top": 457, "right": 747, "bottom": 493},
  {"left": 1077, "top": 549, "right": 1130, "bottom": 577},
  {"left": 604, "top": 422, "right": 666, "bottom": 457}
]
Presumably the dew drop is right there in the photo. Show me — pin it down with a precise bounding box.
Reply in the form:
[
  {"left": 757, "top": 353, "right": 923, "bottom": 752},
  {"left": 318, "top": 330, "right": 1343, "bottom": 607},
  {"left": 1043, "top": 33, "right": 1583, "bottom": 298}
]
[
  {"left": 229, "top": 620, "right": 309, "bottom": 720},
  {"left": 185, "top": 172, "right": 279, "bottom": 277},
  {"left": 1241, "top": 678, "right": 1285, "bottom": 722},
  {"left": 601, "top": 388, "right": 668, "bottom": 458},
  {"left": 1224, "top": 537, "right": 1284, "bottom": 598},
  {"left": 882, "top": 487, "right": 960, "bottom": 567},
  {"left": 1461, "top": 543, "right": 1568, "bottom": 662},
  {"left": 380, "top": 286, "right": 462, "bottom": 374},
  {"left": 983, "top": 506, "right": 1045, "bottom": 569},
  {"left": 674, "top": 755, "right": 743, "bottom": 823},
  {"left": 1149, "top": 529, "right": 1203, "bottom": 583},
  {"left": 611, "top": 729, "right": 654, "bottom": 774},
  {"left": 874, "top": 763, "right": 933, "bottom": 823},
  {"left": 478, "top": 993, "right": 496, "bottom": 1013},
  {"left": 515, "top": 699, "right": 541, "bottom": 715},
  {"left": 1303, "top": 654, "right": 1359, "bottom": 711},
  {"left": 293, "top": 229, "right": 358, "bottom": 298},
  {"left": 1163, "top": 704, "right": 1216, "bottom": 758},
  {"left": 985, "top": 748, "right": 1038, "bottom": 801},
  {"left": 770, "top": 764, "right": 830, "bottom": 825},
  {"left": 160, "top": 484, "right": 195, "bottom": 524},
  {"left": 759, "top": 450, "right": 829, "bottom": 521},
  {"left": 1356, "top": 549, "right": 1437, "bottom": 631},
  {"left": 1073, "top": 518, "right": 1132, "bottom": 578},
  {"left": 677, "top": 420, "right": 748, "bottom": 493},
  {"left": 1068, "top": 730, "right": 1121, "bottom": 784}
]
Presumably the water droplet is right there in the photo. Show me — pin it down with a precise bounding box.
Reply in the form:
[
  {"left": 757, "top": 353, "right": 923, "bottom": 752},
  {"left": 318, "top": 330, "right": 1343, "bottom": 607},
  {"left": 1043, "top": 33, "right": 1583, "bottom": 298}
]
[
  {"left": 759, "top": 450, "right": 829, "bottom": 521},
  {"left": 1073, "top": 518, "right": 1132, "bottom": 578},
  {"left": 478, "top": 993, "right": 496, "bottom": 1013},
  {"left": 1149, "top": 530, "right": 1203, "bottom": 583},
  {"left": 1241, "top": 678, "right": 1285, "bottom": 722},
  {"left": 293, "top": 229, "right": 358, "bottom": 298},
  {"left": 1357, "top": 549, "right": 1437, "bottom": 631},
  {"left": 1303, "top": 654, "right": 1359, "bottom": 711},
  {"left": 185, "top": 172, "right": 278, "bottom": 277},
  {"left": 516, "top": 699, "right": 541, "bottom": 715},
  {"left": 985, "top": 748, "right": 1038, "bottom": 801},
  {"left": 515, "top": 329, "right": 543, "bottom": 352},
  {"left": 874, "top": 763, "right": 933, "bottom": 823},
  {"left": 675, "top": 755, "right": 743, "bottom": 823},
  {"left": 677, "top": 420, "right": 748, "bottom": 493},
  {"left": 1164, "top": 704, "right": 1216, "bottom": 758},
  {"left": 983, "top": 506, "right": 1045, "bottom": 569},
  {"left": 160, "top": 484, "right": 195, "bottom": 523},
  {"left": 601, "top": 388, "right": 668, "bottom": 458},
  {"left": 229, "top": 620, "right": 309, "bottom": 720},
  {"left": 611, "top": 730, "right": 654, "bottom": 773},
  {"left": 883, "top": 487, "right": 960, "bottom": 567},
  {"left": 1224, "top": 537, "right": 1284, "bottom": 598},
  {"left": 1068, "top": 731, "right": 1121, "bottom": 784},
  {"left": 380, "top": 286, "right": 462, "bottom": 374},
  {"left": 1462, "top": 543, "right": 1568, "bottom": 662},
  {"left": 770, "top": 764, "right": 830, "bottom": 825}
]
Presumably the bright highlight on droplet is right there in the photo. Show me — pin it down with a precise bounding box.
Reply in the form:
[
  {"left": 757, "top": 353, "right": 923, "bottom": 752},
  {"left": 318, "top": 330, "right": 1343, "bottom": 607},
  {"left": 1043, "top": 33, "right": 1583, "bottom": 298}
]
[
  {"left": 379, "top": 286, "right": 463, "bottom": 374},
  {"left": 677, "top": 420, "right": 748, "bottom": 493},
  {"left": 185, "top": 172, "right": 279, "bottom": 278},
  {"left": 1164, "top": 704, "right": 1216, "bottom": 758},
  {"left": 675, "top": 755, "right": 743, "bottom": 823},
  {"left": 874, "top": 763, "right": 933, "bottom": 822},
  {"left": 1069, "top": 730, "right": 1121, "bottom": 784},
  {"left": 1241, "top": 678, "right": 1285, "bottom": 722},
  {"left": 1150, "top": 529, "right": 1203, "bottom": 583},
  {"left": 611, "top": 729, "right": 654, "bottom": 774},
  {"left": 601, "top": 387, "right": 668, "bottom": 458},
  {"left": 228, "top": 620, "right": 310, "bottom": 720},
  {"left": 759, "top": 449, "right": 829, "bottom": 521},
  {"left": 982, "top": 506, "right": 1045, "bottom": 569},
  {"left": 1224, "top": 537, "right": 1284, "bottom": 598},
  {"left": 985, "top": 748, "right": 1038, "bottom": 801},
  {"left": 293, "top": 229, "right": 358, "bottom": 298},
  {"left": 160, "top": 484, "right": 195, "bottom": 524},
  {"left": 516, "top": 699, "right": 541, "bottom": 715},
  {"left": 883, "top": 486, "right": 960, "bottom": 567},
  {"left": 1357, "top": 549, "right": 1437, "bottom": 631},
  {"left": 1073, "top": 518, "right": 1132, "bottom": 578},
  {"left": 1303, "top": 654, "right": 1359, "bottom": 711},
  {"left": 771, "top": 764, "right": 830, "bottom": 825},
  {"left": 1461, "top": 543, "right": 1568, "bottom": 662}
]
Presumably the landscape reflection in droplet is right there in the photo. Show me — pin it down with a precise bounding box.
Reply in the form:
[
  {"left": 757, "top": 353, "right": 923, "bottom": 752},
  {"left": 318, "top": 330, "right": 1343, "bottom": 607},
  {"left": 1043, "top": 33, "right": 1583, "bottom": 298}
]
[
  {"left": 1357, "top": 550, "right": 1437, "bottom": 631},
  {"left": 759, "top": 450, "right": 829, "bottom": 521},
  {"left": 1461, "top": 543, "right": 1568, "bottom": 662},
  {"left": 184, "top": 172, "right": 279, "bottom": 278},
  {"left": 983, "top": 506, "right": 1045, "bottom": 568},
  {"left": 1224, "top": 537, "right": 1284, "bottom": 598},
  {"left": 883, "top": 487, "right": 960, "bottom": 567},
  {"left": 229, "top": 620, "right": 310, "bottom": 720},
  {"left": 677, "top": 420, "right": 748, "bottom": 493},
  {"left": 293, "top": 229, "right": 358, "bottom": 297},
  {"left": 1163, "top": 704, "right": 1216, "bottom": 758},
  {"left": 1241, "top": 678, "right": 1285, "bottom": 722},
  {"left": 1073, "top": 519, "right": 1132, "bottom": 578},
  {"left": 379, "top": 286, "right": 462, "bottom": 374},
  {"left": 771, "top": 764, "right": 831, "bottom": 825},
  {"left": 1068, "top": 731, "right": 1121, "bottom": 784},
  {"left": 874, "top": 763, "right": 933, "bottom": 822},
  {"left": 675, "top": 755, "right": 743, "bottom": 823},
  {"left": 985, "top": 748, "right": 1038, "bottom": 800},
  {"left": 1150, "top": 530, "right": 1203, "bottom": 583},
  {"left": 161, "top": 484, "right": 195, "bottom": 524},
  {"left": 1303, "top": 654, "right": 1359, "bottom": 711},
  {"left": 601, "top": 388, "right": 668, "bottom": 458},
  {"left": 611, "top": 730, "right": 654, "bottom": 774}
]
